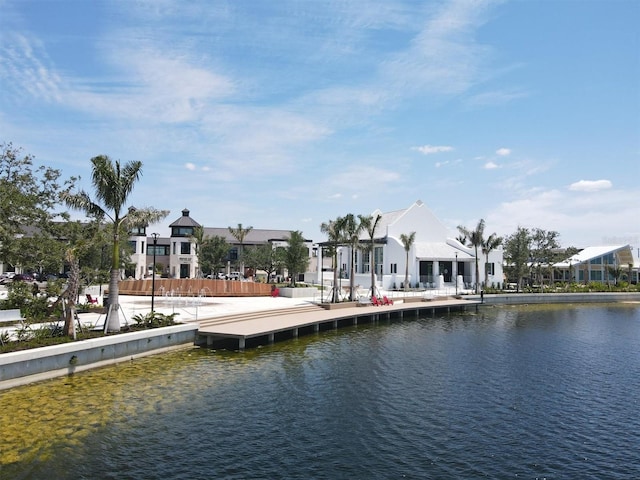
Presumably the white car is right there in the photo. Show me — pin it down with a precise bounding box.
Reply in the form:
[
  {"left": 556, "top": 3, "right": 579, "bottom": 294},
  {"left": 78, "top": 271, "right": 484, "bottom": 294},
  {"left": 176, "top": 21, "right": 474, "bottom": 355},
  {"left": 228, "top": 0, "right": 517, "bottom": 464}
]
[{"left": 227, "top": 272, "right": 244, "bottom": 281}]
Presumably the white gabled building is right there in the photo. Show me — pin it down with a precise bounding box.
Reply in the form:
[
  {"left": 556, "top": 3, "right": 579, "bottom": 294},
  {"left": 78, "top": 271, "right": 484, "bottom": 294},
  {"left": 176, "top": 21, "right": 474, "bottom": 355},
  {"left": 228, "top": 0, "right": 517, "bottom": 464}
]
[{"left": 321, "top": 200, "right": 504, "bottom": 292}]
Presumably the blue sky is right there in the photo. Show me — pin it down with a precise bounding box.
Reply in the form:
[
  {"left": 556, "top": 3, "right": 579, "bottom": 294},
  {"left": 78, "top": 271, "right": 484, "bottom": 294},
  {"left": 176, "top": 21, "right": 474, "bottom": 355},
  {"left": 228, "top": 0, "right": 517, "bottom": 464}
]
[{"left": 1, "top": 0, "right": 638, "bottom": 249}]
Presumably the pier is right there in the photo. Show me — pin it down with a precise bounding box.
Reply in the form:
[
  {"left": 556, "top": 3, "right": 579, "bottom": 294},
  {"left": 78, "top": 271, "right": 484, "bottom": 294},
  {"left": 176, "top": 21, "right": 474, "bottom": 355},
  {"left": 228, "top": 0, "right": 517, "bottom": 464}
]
[{"left": 195, "top": 297, "right": 480, "bottom": 350}]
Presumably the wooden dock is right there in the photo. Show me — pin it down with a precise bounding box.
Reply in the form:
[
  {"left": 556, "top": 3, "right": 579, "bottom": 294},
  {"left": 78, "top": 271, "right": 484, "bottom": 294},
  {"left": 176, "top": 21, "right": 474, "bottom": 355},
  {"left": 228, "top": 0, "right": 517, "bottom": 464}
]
[{"left": 195, "top": 297, "right": 481, "bottom": 350}]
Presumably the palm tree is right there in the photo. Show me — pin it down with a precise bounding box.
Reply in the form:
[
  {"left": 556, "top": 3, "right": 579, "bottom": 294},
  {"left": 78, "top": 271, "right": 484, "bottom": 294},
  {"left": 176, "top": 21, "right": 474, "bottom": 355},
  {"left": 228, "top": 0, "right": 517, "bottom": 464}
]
[
  {"left": 338, "top": 214, "right": 364, "bottom": 300},
  {"left": 320, "top": 218, "right": 342, "bottom": 303},
  {"left": 399, "top": 232, "right": 416, "bottom": 291},
  {"left": 358, "top": 213, "right": 382, "bottom": 299},
  {"left": 63, "top": 155, "right": 168, "bottom": 332},
  {"left": 228, "top": 223, "right": 253, "bottom": 275},
  {"left": 482, "top": 233, "right": 502, "bottom": 288},
  {"left": 458, "top": 219, "right": 485, "bottom": 293},
  {"left": 190, "top": 226, "right": 205, "bottom": 278}
]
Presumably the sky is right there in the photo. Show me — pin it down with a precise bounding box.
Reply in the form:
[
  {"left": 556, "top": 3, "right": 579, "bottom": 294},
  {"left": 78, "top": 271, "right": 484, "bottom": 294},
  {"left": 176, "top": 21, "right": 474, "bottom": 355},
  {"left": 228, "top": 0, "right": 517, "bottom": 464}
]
[{"left": 1, "top": 0, "right": 639, "bottom": 249}]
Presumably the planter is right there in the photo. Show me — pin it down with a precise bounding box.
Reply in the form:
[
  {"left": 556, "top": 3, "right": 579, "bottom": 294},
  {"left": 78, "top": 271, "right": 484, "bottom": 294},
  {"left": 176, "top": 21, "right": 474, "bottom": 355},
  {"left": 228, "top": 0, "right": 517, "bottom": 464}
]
[
  {"left": 277, "top": 287, "right": 318, "bottom": 298},
  {"left": 319, "top": 301, "right": 358, "bottom": 310}
]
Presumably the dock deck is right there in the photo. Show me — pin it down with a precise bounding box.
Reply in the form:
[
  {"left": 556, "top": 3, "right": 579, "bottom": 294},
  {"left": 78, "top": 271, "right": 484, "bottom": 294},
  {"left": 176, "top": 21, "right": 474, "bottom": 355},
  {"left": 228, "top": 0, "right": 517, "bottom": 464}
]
[{"left": 194, "top": 297, "right": 480, "bottom": 350}]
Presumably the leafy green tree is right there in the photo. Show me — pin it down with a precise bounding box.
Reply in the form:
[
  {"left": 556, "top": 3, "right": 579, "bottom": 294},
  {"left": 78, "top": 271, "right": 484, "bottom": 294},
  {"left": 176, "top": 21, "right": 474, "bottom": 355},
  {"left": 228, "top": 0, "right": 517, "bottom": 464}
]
[
  {"left": 482, "top": 233, "right": 502, "bottom": 288},
  {"left": 199, "top": 235, "right": 230, "bottom": 277},
  {"left": 358, "top": 213, "right": 382, "bottom": 298},
  {"left": 337, "top": 214, "right": 364, "bottom": 300},
  {"left": 458, "top": 219, "right": 485, "bottom": 293},
  {"left": 399, "top": 232, "right": 416, "bottom": 291},
  {"left": 530, "top": 228, "right": 560, "bottom": 290},
  {"left": 283, "top": 230, "right": 309, "bottom": 287},
  {"left": 0, "top": 142, "right": 75, "bottom": 270},
  {"left": 228, "top": 223, "right": 253, "bottom": 274},
  {"left": 243, "top": 242, "right": 285, "bottom": 282},
  {"left": 63, "top": 155, "right": 168, "bottom": 332},
  {"left": 503, "top": 227, "right": 531, "bottom": 292},
  {"left": 320, "top": 218, "right": 343, "bottom": 303}
]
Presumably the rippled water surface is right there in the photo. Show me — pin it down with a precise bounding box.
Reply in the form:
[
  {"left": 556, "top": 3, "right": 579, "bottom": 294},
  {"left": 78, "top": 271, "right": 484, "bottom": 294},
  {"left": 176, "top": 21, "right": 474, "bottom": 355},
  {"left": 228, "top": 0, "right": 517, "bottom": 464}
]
[{"left": 1, "top": 303, "right": 639, "bottom": 479}]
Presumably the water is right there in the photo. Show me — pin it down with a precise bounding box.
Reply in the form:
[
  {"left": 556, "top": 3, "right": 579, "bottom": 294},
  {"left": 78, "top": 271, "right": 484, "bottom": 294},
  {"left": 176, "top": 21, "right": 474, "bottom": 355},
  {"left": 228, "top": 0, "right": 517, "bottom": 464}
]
[{"left": 1, "top": 303, "right": 639, "bottom": 479}]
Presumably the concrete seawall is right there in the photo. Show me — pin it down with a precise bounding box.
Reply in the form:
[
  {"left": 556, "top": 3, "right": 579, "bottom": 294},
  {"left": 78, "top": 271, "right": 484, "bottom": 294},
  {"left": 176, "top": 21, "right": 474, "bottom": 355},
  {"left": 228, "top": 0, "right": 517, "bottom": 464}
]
[
  {"left": 471, "top": 292, "right": 640, "bottom": 305},
  {"left": 0, "top": 324, "right": 198, "bottom": 390}
]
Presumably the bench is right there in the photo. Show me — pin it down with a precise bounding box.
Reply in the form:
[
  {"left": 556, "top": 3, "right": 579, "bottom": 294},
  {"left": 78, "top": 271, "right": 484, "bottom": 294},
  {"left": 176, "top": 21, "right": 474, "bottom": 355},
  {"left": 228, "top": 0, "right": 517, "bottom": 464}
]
[
  {"left": 0, "top": 309, "right": 25, "bottom": 324},
  {"left": 357, "top": 296, "right": 372, "bottom": 306}
]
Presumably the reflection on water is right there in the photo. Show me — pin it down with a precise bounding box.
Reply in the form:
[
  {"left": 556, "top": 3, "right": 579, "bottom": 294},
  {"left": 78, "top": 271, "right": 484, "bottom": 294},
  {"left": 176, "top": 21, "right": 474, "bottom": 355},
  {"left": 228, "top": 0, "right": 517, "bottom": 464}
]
[{"left": 1, "top": 303, "right": 639, "bottom": 479}]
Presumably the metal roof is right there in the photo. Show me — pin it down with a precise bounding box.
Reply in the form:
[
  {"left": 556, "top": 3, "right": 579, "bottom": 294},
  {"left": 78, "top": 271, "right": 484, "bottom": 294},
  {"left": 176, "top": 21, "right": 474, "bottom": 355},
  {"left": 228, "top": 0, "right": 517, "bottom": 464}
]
[{"left": 554, "top": 245, "right": 634, "bottom": 267}]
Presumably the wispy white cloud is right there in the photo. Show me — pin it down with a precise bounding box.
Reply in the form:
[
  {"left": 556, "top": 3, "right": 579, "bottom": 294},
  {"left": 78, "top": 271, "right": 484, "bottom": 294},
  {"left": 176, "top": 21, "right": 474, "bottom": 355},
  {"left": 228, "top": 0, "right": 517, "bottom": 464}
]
[
  {"left": 185, "top": 162, "right": 196, "bottom": 171},
  {"left": 486, "top": 186, "right": 639, "bottom": 247},
  {"left": 414, "top": 144, "right": 454, "bottom": 155},
  {"left": 466, "top": 88, "right": 529, "bottom": 107},
  {"left": 496, "top": 148, "right": 511, "bottom": 156},
  {"left": 484, "top": 161, "right": 499, "bottom": 169},
  {"left": 382, "top": 0, "right": 497, "bottom": 95},
  {"left": 569, "top": 179, "right": 612, "bottom": 192},
  {"left": 1, "top": 33, "right": 63, "bottom": 103}
]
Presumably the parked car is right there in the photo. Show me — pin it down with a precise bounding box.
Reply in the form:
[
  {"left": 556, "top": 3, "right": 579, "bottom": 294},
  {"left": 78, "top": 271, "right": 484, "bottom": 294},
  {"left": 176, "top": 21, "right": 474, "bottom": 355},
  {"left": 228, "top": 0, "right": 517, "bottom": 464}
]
[
  {"left": 227, "top": 272, "right": 245, "bottom": 281},
  {"left": 13, "top": 273, "right": 36, "bottom": 282},
  {"left": 0, "top": 272, "right": 16, "bottom": 285}
]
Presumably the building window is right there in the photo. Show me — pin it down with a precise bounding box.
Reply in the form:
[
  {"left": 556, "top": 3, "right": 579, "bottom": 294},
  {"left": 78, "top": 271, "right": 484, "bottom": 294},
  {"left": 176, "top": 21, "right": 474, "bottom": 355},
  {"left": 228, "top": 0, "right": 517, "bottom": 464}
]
[
  {"left": 171, "top": 226, "right": 195, "bottom": 237},
  {"left": 128, "top": 240, "right": 137, "bottom": 253},
  {"left": 485, "top": 262, "right": 495, "bottom": 275},
  {"left": 181, "top": 242, "right": 191, "bottom": 255},
  {"left": 129, "top": 226, "right": 146, "bottom": 236},
  {"left": 391, "top": 263, "right": 397, "bottom": 274},
  {"left": 172, "top": 242, "right": 176, "bottom": 255},
  {"left": 229, "top": 248, "right": 238, "bottom": 261},
  {"left": 148, "top": 245, "right": 169, "bottom": 256}
]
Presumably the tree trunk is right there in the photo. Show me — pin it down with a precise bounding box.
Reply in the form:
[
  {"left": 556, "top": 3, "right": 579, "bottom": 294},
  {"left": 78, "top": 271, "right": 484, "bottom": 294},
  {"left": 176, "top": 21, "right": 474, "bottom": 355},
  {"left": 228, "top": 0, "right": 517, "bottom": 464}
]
[
  {"left": 349, "top": 249, "right": 355, "bottom": 301},
  {"left": 474, "top": 246, "right": 480, "bottom": 293},
  {"left": 332, "top": 251, "right": 339, "bottom": 303},
  {"left": 105, "top": 268, "right": 121, "bottom": 332},
  {"left": 62, "top": 258, "right": 80, "bottom": 337},
  {"left": 370, "top": 248, "right": 376, "bottom": 299},
  {"left": 404, "top": 251, "right": 409, "bottom": 291}
]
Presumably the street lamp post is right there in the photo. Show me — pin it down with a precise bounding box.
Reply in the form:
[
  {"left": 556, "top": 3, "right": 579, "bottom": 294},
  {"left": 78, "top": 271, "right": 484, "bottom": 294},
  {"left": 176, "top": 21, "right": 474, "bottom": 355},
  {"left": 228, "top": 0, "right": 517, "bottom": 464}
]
[{"left": 151, "top": 233, "right": 159, "bottom": 313}]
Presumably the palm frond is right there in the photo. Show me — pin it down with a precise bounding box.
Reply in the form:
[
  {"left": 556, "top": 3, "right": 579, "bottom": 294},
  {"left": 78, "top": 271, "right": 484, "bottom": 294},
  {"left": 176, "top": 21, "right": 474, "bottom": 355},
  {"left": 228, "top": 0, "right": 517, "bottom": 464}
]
[
  {"left": 62, "top": 190, "right": 109, "bottom": 221},
  {"left": 123, "top": 207, "right": 170, "bottom": 229}
]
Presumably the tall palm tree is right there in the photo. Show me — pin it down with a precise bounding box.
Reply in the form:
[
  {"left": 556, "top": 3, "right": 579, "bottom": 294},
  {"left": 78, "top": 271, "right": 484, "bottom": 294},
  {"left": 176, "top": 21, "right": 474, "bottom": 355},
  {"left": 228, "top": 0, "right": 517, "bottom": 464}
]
[
  {"left": 320, "top": 218, "right": 342, "bottom": 303},
  {"left": 399, "top": 231, "right": 416, "bottom": 291},
  {"left": 190, "top": 226, "right": 205, "bottom": 278},
  {"left": 338, "top": 214, "right": 364, "bottom": 300},
  {"left": 482, "top": 233, "right": 502, "bottom": 288},
  {"left": 228, "top": 223, "right": 253, "bottom": 275},
  {"left": 457, "top": 219, "right": 485, "bottom": 293},
  {"left": 63, "top": 155, "right": 168, "bottom": 332},
  {"left": 358, "top": 213, "right": 382, "bottom": 299}
]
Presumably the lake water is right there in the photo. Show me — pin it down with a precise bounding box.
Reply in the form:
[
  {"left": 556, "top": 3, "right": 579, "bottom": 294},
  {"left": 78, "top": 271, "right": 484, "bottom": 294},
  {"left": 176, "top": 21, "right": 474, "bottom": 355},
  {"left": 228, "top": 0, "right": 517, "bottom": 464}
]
[{"left": 1, "top": 303, "right": 639, "bottom": 479}]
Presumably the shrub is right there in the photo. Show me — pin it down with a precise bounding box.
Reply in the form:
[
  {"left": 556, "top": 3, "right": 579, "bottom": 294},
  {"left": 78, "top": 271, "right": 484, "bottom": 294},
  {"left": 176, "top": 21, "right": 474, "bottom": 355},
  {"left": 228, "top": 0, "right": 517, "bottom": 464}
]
[{"left": 131, "top": 312, "right": 178, "bottom": 329}]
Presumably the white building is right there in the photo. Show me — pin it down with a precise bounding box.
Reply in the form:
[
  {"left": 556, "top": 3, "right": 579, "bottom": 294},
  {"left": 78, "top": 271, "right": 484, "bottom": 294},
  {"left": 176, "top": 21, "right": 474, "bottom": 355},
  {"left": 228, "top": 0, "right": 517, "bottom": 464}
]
[
  {"left": 126, "top": 209, "right": 315, "bottom": 280},
  {"left": 316, "top": 200, "right": 504, "bottom": 292},
  {"left": 553, "top": 245, "right": 637, "bottom": 284}
]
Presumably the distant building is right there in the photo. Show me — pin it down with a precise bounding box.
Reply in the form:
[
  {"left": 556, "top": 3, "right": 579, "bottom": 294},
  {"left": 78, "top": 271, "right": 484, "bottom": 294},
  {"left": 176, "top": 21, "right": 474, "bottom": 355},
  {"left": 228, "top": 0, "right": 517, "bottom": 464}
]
[
  {"left": 316, "top": 200, "right": 504, "bottom": 292},
  {"left": 127, "top": 209, "right": 314, "bottom": 280},
  {"left": 554, "top": 245, "right": 637, "bottom": 284}
]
